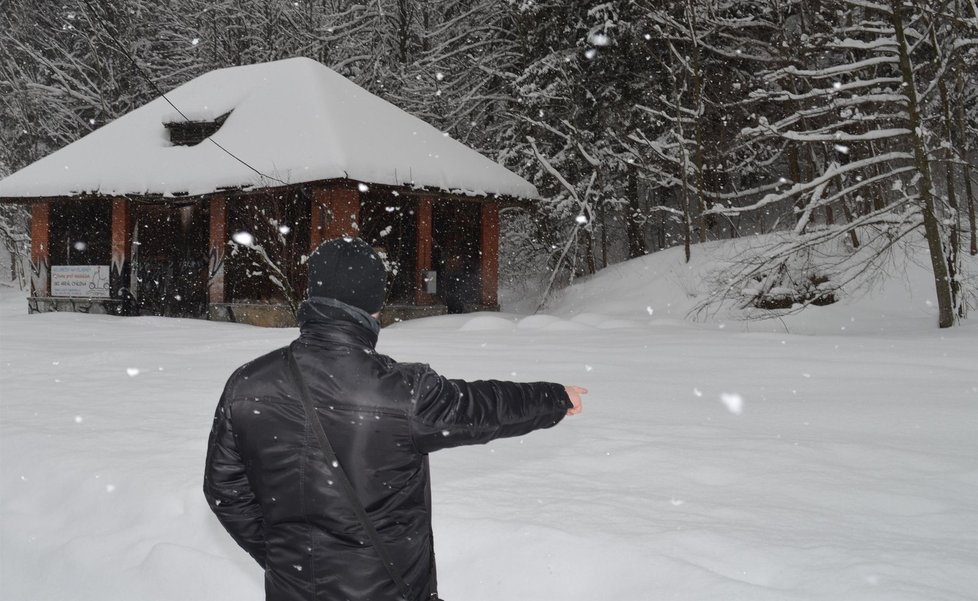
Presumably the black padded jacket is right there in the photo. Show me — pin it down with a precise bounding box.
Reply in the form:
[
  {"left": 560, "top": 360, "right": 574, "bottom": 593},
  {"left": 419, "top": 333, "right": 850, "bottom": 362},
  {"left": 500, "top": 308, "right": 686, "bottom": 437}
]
[{"left": 203, "top": 299, "right": 572, "bottom": 601}]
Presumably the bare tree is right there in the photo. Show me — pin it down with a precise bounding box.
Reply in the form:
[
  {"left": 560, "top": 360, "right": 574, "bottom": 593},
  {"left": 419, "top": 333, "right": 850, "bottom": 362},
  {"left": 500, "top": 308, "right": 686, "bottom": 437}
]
[{"left": 695, "top": 0, "right": 977, "bottom": 327}]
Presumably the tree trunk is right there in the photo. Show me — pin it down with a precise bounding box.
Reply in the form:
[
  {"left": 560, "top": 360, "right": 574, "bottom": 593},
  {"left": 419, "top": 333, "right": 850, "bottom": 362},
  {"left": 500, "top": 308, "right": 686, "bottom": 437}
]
[
  {"left": 687, "top": 0, "right": 708, "bottom": 244},
  {"left": 600, "top": 204, "right": 609, "bottom": 268},
  {"left": 931, "top": 24, "right": 963, "bottom": 311},
  {"left": 956, "top": 73, "right": 978, "bottom": 256},
  {"left": 839, "top": 196, "right": 860, "bottom": 249},
  {"left": 583, "top": 226, "right": 596, "bottom": 275},
  {"left": 869, "top": 140, "right": 889, "bottom": 211},
  {"left": 891, "top": 0, "right": 955, "bottom": 327},
  {"left": 397, "top": 0, "right": 410, "bottom": 64},
  {"left": 678, "top": 160, "right": 692, "bottom": 263},
  {"left": 626, "top": 170, "right": 647, "bottom": 258}
]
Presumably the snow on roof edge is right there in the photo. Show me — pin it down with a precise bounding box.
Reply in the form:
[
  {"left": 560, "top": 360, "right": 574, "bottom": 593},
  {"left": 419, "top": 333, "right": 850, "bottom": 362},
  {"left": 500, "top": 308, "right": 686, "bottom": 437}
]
[{"left": 0, "top": 57, "right": 540, "bottom": 201}]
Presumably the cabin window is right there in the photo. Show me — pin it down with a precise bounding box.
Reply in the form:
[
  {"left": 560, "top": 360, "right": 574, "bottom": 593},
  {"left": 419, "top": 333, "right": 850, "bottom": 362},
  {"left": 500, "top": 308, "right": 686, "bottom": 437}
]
[
  {"left": 433, "top": 202, "right": 481, "bottom": 313},
  {"left": 131, "top": 201, "right": 209, "bottom": 317},
  {"left": 163, "top": 112, "right": 230, "bottom": 146},
  {"left": 49, "top": 199, "right": 111, "bottom": 266},
  {"left": 225, "top": 190, "right": 311, "bottom": 305},
  {"left": 359, "top": 193, "right": 417, "bottom": 304}
]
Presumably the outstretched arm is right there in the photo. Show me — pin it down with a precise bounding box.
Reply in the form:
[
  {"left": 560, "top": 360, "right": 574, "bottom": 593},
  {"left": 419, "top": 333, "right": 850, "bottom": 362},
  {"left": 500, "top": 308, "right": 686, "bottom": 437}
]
[{"left": 409, "top": 365, "right": 586, "bottom": 453}]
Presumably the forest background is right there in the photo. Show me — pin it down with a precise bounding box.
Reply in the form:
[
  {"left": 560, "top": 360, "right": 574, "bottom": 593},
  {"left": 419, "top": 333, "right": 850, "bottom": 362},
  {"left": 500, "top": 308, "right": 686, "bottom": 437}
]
[{"left": 1, "top": 0, "right": 976, "bottom": 326}]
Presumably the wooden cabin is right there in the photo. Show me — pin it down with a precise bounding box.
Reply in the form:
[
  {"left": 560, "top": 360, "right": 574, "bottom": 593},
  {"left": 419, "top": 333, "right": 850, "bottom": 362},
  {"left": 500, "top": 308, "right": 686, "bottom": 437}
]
[{"left": 0, "top": 58, "right": 538, "bottom": 326}]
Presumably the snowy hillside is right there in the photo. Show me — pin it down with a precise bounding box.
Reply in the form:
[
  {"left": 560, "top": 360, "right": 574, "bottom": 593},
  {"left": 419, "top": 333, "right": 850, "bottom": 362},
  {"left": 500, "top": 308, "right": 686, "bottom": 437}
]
[
  {"left": 1, "top": 240, "right": 977, "bottom": 601},
  {"left": 546, "top": 235, "right": 976, "bottom": 336}
]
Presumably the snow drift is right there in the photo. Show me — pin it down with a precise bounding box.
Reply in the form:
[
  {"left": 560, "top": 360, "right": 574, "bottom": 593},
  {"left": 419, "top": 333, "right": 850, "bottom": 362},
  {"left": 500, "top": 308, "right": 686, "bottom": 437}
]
[{"left": 1, "top": 240, "right": 976, "bottom": 601}]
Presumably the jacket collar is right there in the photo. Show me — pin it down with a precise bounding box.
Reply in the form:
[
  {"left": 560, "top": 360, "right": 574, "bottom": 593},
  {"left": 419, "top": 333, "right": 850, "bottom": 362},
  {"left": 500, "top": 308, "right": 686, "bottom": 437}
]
[{"left": 296, "top": 297, "right": 380, "bottom": 350}]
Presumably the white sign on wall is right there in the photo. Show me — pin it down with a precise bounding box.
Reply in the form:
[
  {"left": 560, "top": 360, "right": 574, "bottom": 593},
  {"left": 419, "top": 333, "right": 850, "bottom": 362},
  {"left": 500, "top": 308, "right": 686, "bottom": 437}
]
[{"left": 51, "top": 265, "right": 111, "bottom": 298}]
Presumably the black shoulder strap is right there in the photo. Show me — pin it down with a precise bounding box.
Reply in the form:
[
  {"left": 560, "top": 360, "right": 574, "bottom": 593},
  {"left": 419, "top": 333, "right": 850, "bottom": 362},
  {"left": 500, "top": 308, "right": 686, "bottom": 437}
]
[{"left": 286, "top": 344, "right": 414, "bottom": 601}]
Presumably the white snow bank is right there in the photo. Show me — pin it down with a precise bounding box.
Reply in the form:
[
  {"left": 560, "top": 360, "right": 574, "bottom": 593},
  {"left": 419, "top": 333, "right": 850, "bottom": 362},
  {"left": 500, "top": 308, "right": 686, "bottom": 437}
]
[
  {"left": 545, "top": 235, "right": 978, "bottom": 336},
  {"left": 1, "top": 239, "right": 977, "bottom": 600}
]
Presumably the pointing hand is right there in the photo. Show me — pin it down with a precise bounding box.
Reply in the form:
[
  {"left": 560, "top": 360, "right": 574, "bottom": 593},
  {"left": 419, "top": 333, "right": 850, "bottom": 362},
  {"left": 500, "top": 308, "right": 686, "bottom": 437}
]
[{"left": 563, "top": 385, "right": 587, "bottom": 416}]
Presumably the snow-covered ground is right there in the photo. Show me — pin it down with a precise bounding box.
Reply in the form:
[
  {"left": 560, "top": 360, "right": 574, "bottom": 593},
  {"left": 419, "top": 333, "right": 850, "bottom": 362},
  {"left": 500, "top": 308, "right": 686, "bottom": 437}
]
[{"left": 2, "top": 242, "right": 976, "bottom": 601}]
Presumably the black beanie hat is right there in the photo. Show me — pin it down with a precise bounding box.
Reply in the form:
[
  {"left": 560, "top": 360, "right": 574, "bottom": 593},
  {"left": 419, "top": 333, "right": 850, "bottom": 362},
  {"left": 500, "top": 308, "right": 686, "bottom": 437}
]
[{"left": 306, "top": 237, "right": 387, "bottom": 314}]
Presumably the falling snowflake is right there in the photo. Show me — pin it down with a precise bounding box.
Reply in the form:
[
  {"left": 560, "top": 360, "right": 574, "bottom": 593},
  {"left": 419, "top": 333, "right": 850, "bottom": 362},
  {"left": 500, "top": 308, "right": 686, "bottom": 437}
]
[
  {"left": 720, "top": 392, "right": 743, "bottom": 415},
  {"left": 232, "top": 231, "right": 255, "bottom": 246}
]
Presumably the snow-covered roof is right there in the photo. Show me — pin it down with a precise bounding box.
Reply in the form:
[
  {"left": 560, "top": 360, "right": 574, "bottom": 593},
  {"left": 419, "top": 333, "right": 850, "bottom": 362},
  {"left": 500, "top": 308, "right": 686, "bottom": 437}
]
[{"left": 0, "top": 57, "right": 538, "bottom": 200}]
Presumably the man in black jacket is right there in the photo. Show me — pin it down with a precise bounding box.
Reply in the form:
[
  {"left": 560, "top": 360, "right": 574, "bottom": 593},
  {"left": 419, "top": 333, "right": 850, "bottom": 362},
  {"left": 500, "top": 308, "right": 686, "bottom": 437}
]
[{"left": 204, "top": 237, "right": 586, "bottom": 601}]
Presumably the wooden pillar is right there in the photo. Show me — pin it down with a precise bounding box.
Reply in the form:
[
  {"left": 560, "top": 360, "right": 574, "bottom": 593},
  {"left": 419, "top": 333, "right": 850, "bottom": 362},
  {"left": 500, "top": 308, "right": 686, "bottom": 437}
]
[
  {"left": 30, "top": 201, "right": 50, "bottom": 297},
  {"left": 110, "top": 197, "right": 132, "bottom": 301},
  {"left": 310, "top": 185, "right": 360, "bottom": 251},
  {"left": 480, "top": 201, "right": 500, "bottom": 308},
  {"left": 208, "top": 195, "right": 227, "bottom": 304},
  {"left": 415, "top": 196, "right": 434, "bottom": 305}
]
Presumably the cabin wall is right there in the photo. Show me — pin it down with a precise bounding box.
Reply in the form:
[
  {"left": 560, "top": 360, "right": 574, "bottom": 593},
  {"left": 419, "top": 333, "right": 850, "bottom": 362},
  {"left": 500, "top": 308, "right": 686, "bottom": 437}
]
[
  {"left": 28, "top": 198, "right": 127, "bottom": 315},
  {"left": 21, "top": 184, "right": 506, "bottom": 326},
  {"left": 479, "top": 201, "right": 500, "bottom": 309},
  {"left": 30, "top": 202, "right": 51, "bottom": 297}
]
